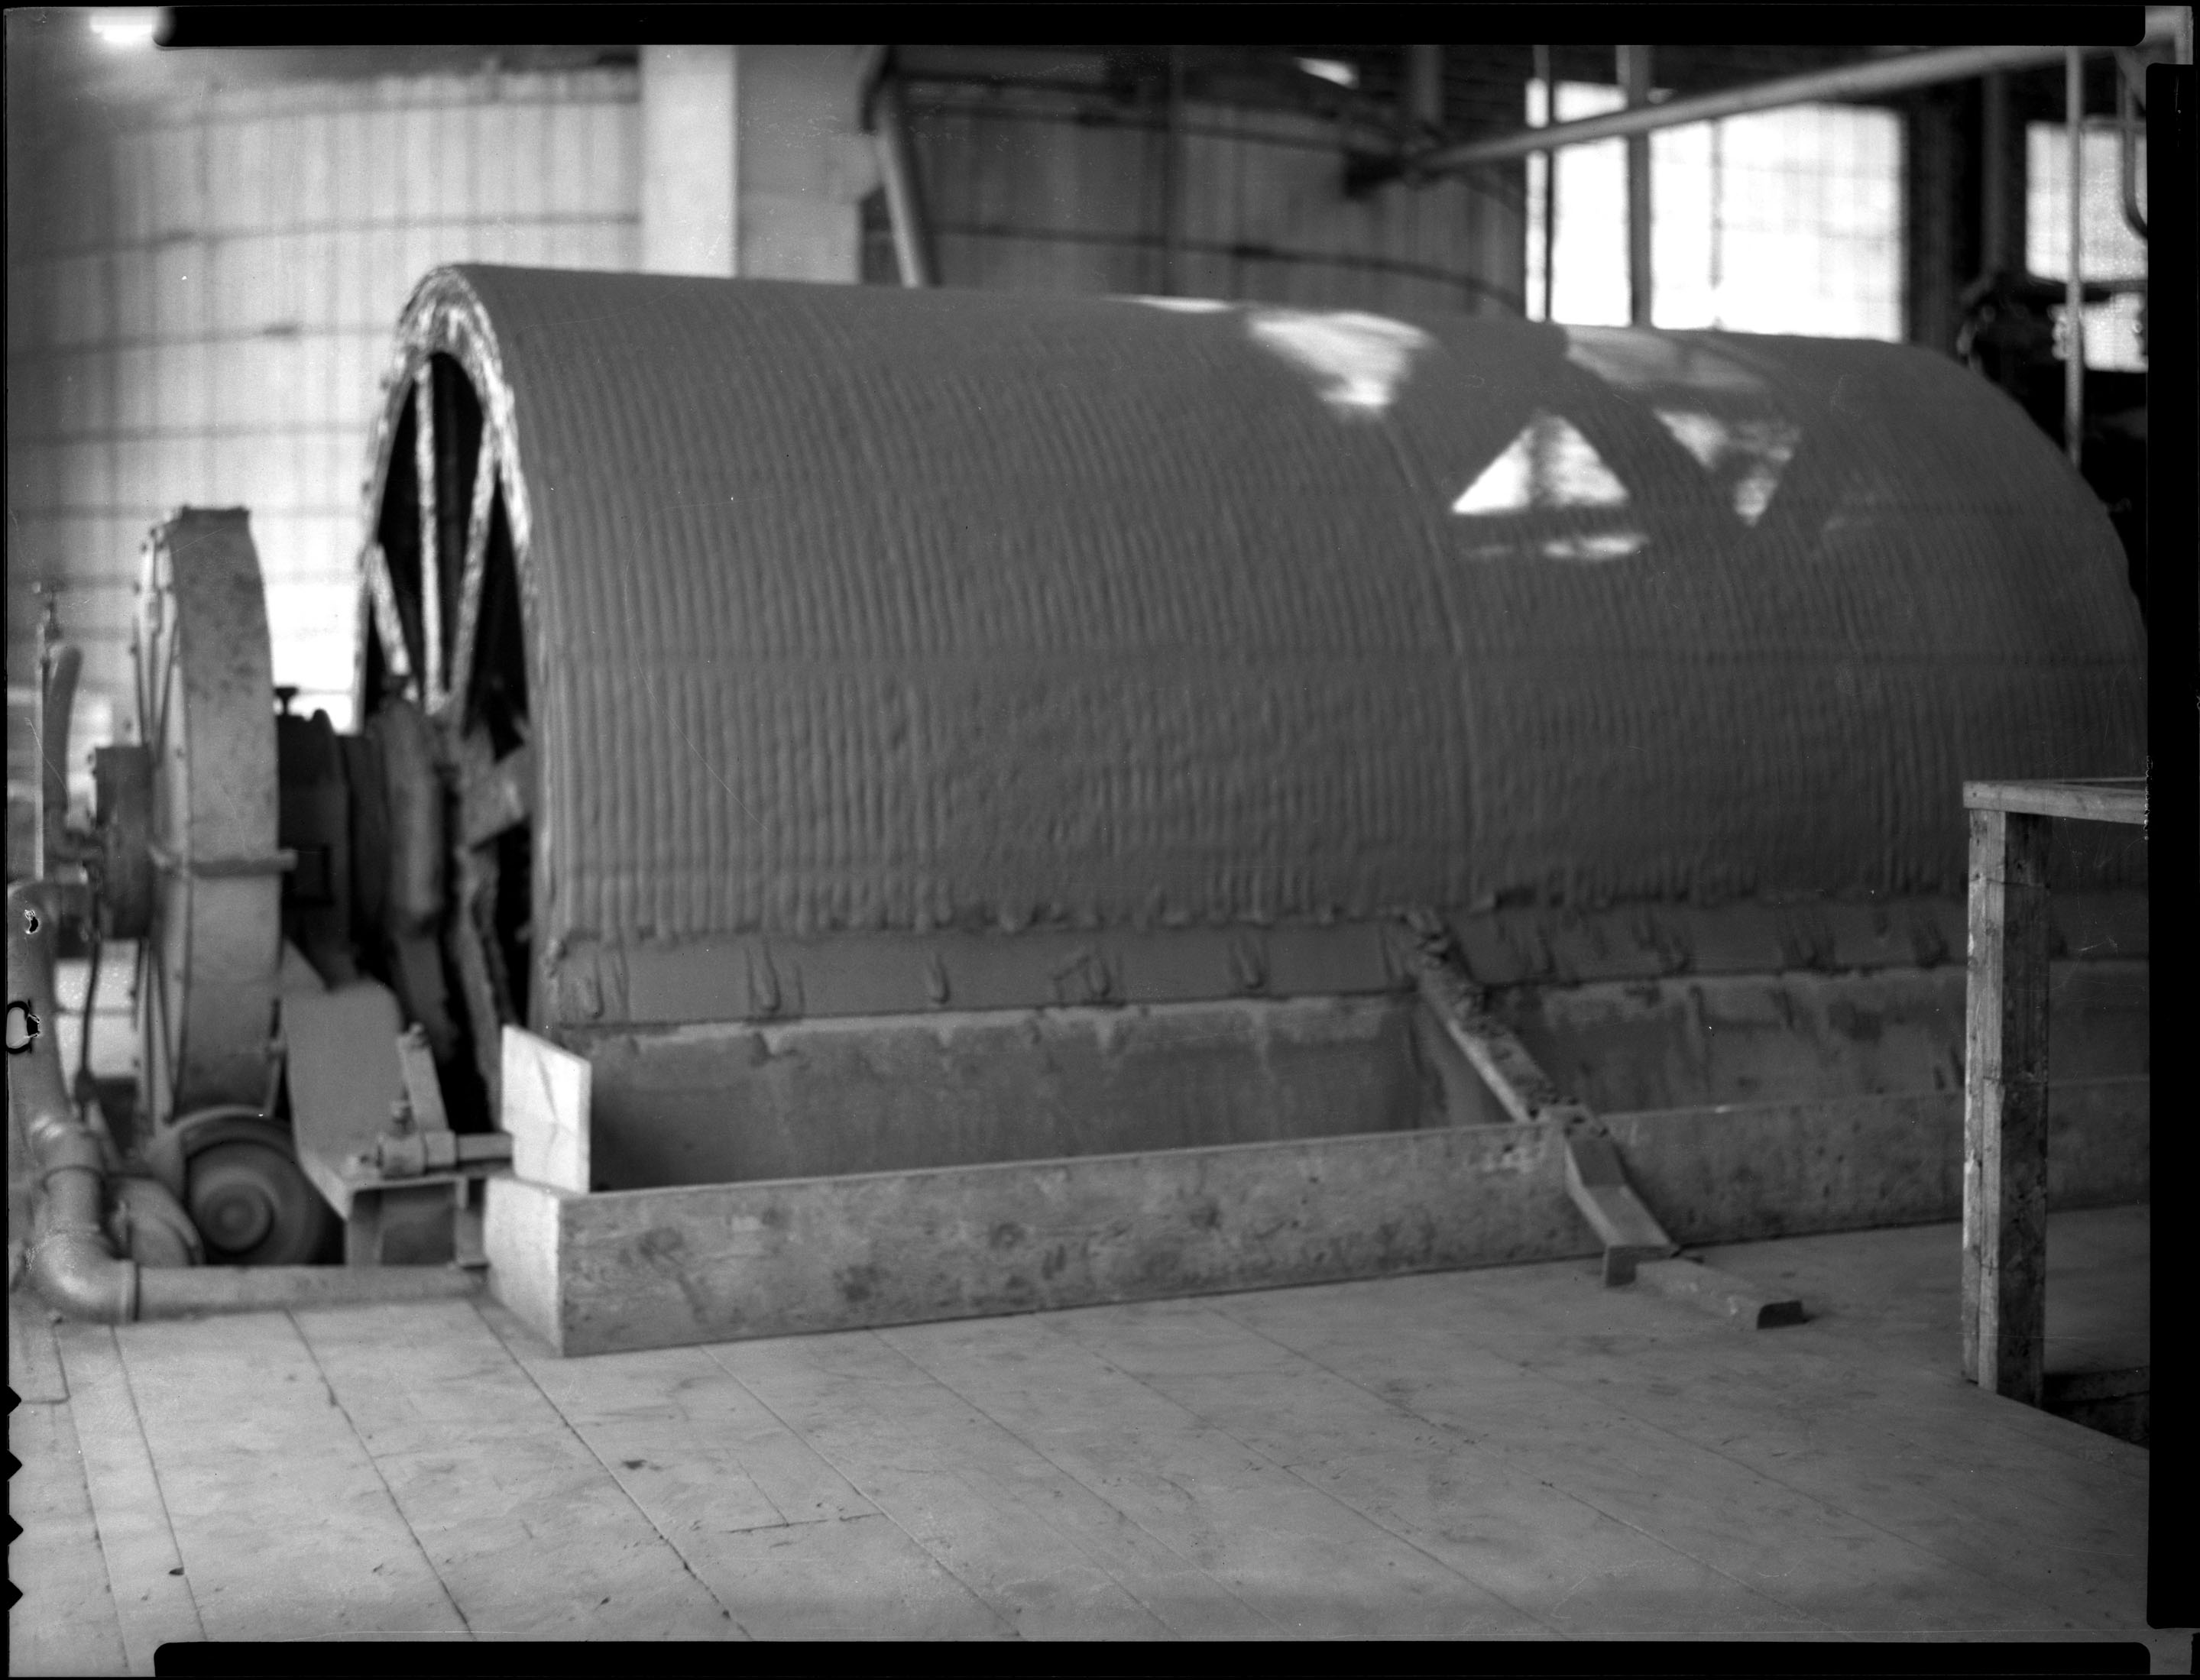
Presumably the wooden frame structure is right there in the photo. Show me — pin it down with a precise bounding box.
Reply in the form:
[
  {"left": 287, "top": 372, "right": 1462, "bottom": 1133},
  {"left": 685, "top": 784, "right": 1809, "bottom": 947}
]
[{"left": 1960, "top": 777, "right": 2147, "bottom": 1406}]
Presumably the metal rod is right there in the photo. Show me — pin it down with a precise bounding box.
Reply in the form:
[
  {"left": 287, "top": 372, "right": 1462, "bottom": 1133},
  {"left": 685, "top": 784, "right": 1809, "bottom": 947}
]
[
  {"left": 1416, "top": 33, "right": 2179, "bottom": 174},
  {"left": 1534, "top": 45, "right": 1557, "bottom": 321},
  {"left": 1620, "top": 45, "right": 1653, "bottom": 326},
  {"left": 2067, "top": 47, "right": 2085, "bottom": 471}
]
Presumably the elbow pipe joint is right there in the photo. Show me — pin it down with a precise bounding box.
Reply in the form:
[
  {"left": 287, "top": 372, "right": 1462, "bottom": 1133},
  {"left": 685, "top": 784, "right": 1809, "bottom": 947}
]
[
  {"left": 28, "top": 1222, "right": 138, "bottom": 1324},
  {"left": 8, "top": 879, "right": 140, "bottom": 1323}
]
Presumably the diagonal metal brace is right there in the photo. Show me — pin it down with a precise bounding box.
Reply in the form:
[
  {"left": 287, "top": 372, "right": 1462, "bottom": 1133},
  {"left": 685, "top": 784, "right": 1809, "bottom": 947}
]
[{"left": 1407, "top": 910, "right": 1803, "bottom": 1326}]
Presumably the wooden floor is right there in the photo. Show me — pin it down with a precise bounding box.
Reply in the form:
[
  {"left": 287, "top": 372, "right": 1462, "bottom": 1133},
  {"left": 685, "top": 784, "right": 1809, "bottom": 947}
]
[{"left": 9, "top": 1206, "right": 2180, "bottom": 1666}]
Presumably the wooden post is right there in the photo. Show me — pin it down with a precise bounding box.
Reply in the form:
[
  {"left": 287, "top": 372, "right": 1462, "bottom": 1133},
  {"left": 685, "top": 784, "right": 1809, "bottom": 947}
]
[{"left": 1961, "top": 805, "right": 2052, "bottom": 1403}]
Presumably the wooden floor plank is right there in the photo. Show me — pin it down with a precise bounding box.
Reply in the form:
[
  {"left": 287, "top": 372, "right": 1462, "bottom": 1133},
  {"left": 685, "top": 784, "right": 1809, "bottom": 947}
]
[
  {"left": 475, "top": 1299, "right": 875, "bottom": 1536},
  {"left": 19, "top": 1218, "right": 2156, "bottom": 1647},
  {"left": 1211, "top": 1278, "right": 2089, "bottom": 1636},
  {"left": 10, "top": 1289, "right": 67, "bottom": 1403},
  {"left": 872, "top": 1312, "right": 1560, "bottom": 1640},
  {"left": 1039, "top": 1294, "right": 1833, "bottom": 1638},
  {"left": 711, "top": 1326, "right": 1252, "bottom": 1640},
  {"left": 8, "top": 1397, "right": 133, "bottom": 1677},
  {"left": 479, "top": 1307, "right": 1021, "bottom": 1640},
  {"left": 1437, "top": 1252, "right": 2150, "bottom": 1520},
  {"left": 636, "top": 1511, "right": 1022, "bottom": 1641},
  {"left": 102, "top": 1312, "right": 467, "bottom": 1644},
  {"left": 1702, "top": 1210, "right": 2151, "bottom": 1399},
  {"left": 1397, "top": 1266, "right": 2147, "bottom": 1631},
  {"left": 52, "top": 1322, "right": 206, "bottom": 1670},
  {"left": 292, "top": 1300, "right": 740, "bottom": 1641},
  {"left": 1443, "top": 1275, "right": 2147, "bottom": 1618}
]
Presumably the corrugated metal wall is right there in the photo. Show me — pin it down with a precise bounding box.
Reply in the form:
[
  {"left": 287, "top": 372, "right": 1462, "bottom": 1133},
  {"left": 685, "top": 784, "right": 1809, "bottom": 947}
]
[{"left": 6, "top": 53, "right": 640, "bottom": 772}]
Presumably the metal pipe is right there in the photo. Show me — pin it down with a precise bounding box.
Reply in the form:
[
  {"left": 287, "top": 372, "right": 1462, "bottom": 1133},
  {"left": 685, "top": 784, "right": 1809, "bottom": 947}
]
[
  {"left": 2118, "top": 50, "right": 2149, "bottom": 237},
  {"left": 10, "top": 880, "right": 139, "bottom": 1324},
  {"left": 2067, "top": 47, "right": 2086, "bottom": 470},
  {"left": 137, "top": 1264, "right": 483, "bottom": 1316},
  {"left": 1619, "top": 45, "right": 1654, "bottom": 326},
  {"left": 1420, "top": 27, "right": 2185, "bottom": 174},
  {"left": 1534, "top": 44, "right": 1557, "bottom": 321},
  {"left": 869, "top": 65, "right": 935, "bottom": 288}
]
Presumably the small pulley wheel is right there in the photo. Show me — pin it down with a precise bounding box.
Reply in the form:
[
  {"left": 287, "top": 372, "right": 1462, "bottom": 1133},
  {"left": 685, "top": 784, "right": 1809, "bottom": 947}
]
[{"left": 168, "top": 1111, "right": 340, "bottom": 1266}]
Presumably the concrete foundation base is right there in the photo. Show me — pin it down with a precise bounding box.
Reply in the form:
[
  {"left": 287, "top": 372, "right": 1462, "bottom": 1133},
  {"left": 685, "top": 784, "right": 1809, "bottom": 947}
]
[{"left": 485, "top": 1076, "right": 2147, "bottom": 1356}]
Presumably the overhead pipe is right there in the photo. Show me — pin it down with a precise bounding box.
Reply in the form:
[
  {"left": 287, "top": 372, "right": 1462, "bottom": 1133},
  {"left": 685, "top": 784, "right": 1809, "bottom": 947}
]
[
  {"left": 11, "top": 880, "right": 139, "bottom": 1323},
  {"left": 1408, "top": 18, "right": 2187, "bottom": 176}
]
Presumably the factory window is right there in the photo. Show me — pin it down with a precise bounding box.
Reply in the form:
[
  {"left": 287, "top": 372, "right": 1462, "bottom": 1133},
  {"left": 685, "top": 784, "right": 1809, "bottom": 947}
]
[
  {"left": 2026, "top": 122, "right": 2147, "bottom": 371},
  {"left": 1525, "top": 80, "right": 1904, "bottom": 341}
]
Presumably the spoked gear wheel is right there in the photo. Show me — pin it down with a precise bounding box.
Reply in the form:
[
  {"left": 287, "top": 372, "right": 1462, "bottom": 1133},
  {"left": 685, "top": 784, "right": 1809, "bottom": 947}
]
[
  {"left": 360, "top": 302, "right": 537, "bottom": 1119},
  {"left": 131, "top": 510, "right": 334, "bottom": 1264}
]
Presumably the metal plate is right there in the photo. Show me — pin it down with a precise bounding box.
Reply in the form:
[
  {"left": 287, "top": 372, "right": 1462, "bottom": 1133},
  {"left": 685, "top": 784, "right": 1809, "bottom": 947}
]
[{"left": 133, "top": 510, "right": 283, "bottom": 1131}]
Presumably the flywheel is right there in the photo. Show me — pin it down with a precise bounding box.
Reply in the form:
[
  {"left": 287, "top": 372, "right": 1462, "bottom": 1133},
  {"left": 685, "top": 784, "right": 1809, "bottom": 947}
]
[
  {"left": 131, "top": 510, "right": 337, "bottom": 1264},
  {"left": 132, "top": 508, "right": 284, "bottom": 1130}
]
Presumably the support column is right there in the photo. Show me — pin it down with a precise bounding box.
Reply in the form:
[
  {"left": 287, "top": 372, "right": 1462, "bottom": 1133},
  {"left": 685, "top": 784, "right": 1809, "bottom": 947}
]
[
  {"left": 1619, "top": 44, "right": 1654, "bottom": 325},
  {"left": 736, "top": 44, "right": 878, "bottom": 283},
  {"left": 640, "top": 46, "right": 739, "bottom": 277},
  {"left": 1960, "top": 806, "right": 2052, "bottom": 1406},
  {"left": 640, "top": 44, "right": 878, "bottom": 283},
  {"left": 1981, "top": 70, "right": 2024, "bottom": 277},
  {"left": 1902, "top": 91, "right": 1963, "bottom": 351}
]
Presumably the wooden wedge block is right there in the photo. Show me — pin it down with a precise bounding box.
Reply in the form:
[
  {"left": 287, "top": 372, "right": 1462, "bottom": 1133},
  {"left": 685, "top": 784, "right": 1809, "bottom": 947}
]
[{"left": 1635, "top": 1257, "right": 1806, "bottom": 1329}]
